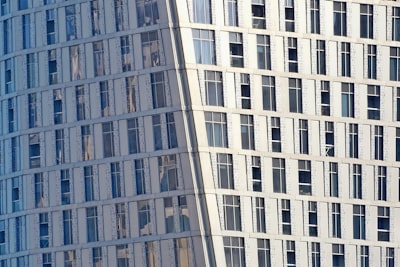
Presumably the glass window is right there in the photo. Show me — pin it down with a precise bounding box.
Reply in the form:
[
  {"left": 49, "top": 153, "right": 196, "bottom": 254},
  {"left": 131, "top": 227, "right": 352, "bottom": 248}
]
[
  {"left": 1, "top": 0, "right": 9, "bottom": 15},
  {"left": 66, "top": 5, "right": 77, "bottom": 41},
  {"left": 255, "top": 197, "right": 266, "bottom": 233},
  {"left": 310, "top": 0, "right": 320, "bottom": 34},
  {"left": 93, "top": 41, "right": 105, "bottom": 76},
  {"left": 174, "top": 238, "right": 191, "bottom": 267},
  {"left": 193, "top": 29, "right": 215, "bottom": 65},
  {"left": 92, "top": 247, "right": 103, "bottom": 267},
  {"left": 341, "top": 83, "right": 354, "bottom": 117},
  {"left": 27, "top": 53, "right": 37, "bottom": 88},
  {"left": 151, "top": 72, "right": 167, "bottom": 108},
  {"left": 223, "top": 236, "right": 245, "bottom": 267},
  {"left": 3, "top": 19, "right": 12, "bottom": 55},
  {"left": 240, "top": 114, "right": 255, "bottom": 150},
  {"left": 226, "top": 0, "right": 238, "bottom": 26},
  {"left": 378, "top": 206, "right": 390, "bottom": 241},
  {"left": 76, "top": 85, "right": 85, "bottom": 121},
  {"left": 289, "top": 78, "right": 302, "bottom": 113},
  {"left": 192, "top": 0, "right": 211, "bottom": 24},
  {"left": 396, "top": 128, "right": 400, "bottom": 162},
  {"left": 136, "top": 0, "right": 159, "bottom": 27},
  {"left": 393, "top": 7, "right": 400, "bottom": 41},
  {"left": 353, "top": 205, "right": 366, "bottom": 239},
  {"left": 252, "top": 156, "right": 262, "bottom": 192},
  {"left": 81, "top": 125, "right": 93, "bottom": 161},
  {"left": 152, "top": 115, "right": 162, "bottom": 150},
  {"left": 5, "top": 58, "right": 14, "bottom": 93},
  {"left": 271, "top": 117, "right": 281, "bottom": 152},
  {"left": 332, "top": 203, "right": 341, "bottom": 238},
  {"left": 100, "top": 81, "right": 110, "bottom": 116},
  {"left": 285, "top": 0, "right": 295, "bottom": 32},
  {"left": 135, "top": 159, "right": 146, "bottom": 195},
  {"left": 179, "top": 196, "right": 190, "bottom": 232},
  {"left": 333, "top": 1, "right": 346, "bottom": 36},
  {"left": 311, "top": 242, "right": 321, "bottom": 267},
  {"left": 8, "top": 98, "right": 15, "bottom": 132},
  {"left": 39, "top": 213, "right": 49, "bottom": 248},
  {"left": 367, "top": 44, "right": 377, "bottom": 79},
  {"left": 352, "top": 164, "right": 362, "bottom": 199},
  {"left": 205, "top": 71, "right": 224, "bottom": 106},
  {"left": 35, "top": 173, "right": 45, "bottom": 208},
  {"left": 86, "top": 207, "right": 98, "bottom": 242},
  {"left": 164, "top": 197, "right": 174, "bottom": 233},
  {"left": 116, "top": 244, "right": 129, "bottom": 267},
  {"left": 46, "top": 9, "right": 56, "bottom": 44},
  {"left": 159, "top": 155, "right": 178, "bottom": 192},
  {"left": 111, "top": 162, "right": 122, "bottom": 198},
  {"left": 239, "top": 73, "right": 251, "bottom": 109},
  {"left": 145, "top": 241, "right": 157, "bottom": 267},
  {"left": 43, "top": 253, "right": 52, "bottom": 267},
  {"left": 252, "top": 0, "right": 266, "bottom": 29},
  {"left": 70, "top": 45, "right": 81, "bottom": 81},
  {"left": 325, "top": 121, "right": 335, "bottom": 157},
  {"left": 142, "top": 31, "right": 160, "bottom": 68},
  {"left": 257, "top": 35, "right": 271, "bottom": 70},
  {"left": 360, "top": 4, "right": 373, "bottom": 39},
  {"left": 138, "top": 200, "right": 152, "bottom": 236},
  {"left": 273, "top": 158, "right": 286, "bottom": 193},
  {"left": 299, "top": 119, "right": 309, "bottom": 154},
  {"left": 257, "top": 239, "right": 271, "bottom": 267},
  {"left": 288, "top": 37, "right": 298, "bottom": 72},
  {"left": 64, "top": 250, "right": 76, "bottom": 267},
  {"left": 61, "top": 170, "right": 71, "bottom": 205},
  {"left": 262, "top": 76, "right": 275, "bottom": 110},
  {"left": 377, "top": 166, "right": 387, "bottom": 201},
  {"left": 285, "top": 240, "right": 296, "bottom": 267},
  {"left": 217, "top": 153, "right": 234, "bottom": 189},
  {"left": 29, "top": 133, "right": 40, "bottom": 169},
  {"left": 385, "top": 247, "right": 395, "bottom": 267},
  {"left": 53, "top": 89, "right": 63, "bottom": 124},
  {"left": 390, "top": 47, "right": 400, "bottom": 81},
  {"left": 48, "top": 49, "right": 58, "bottom": 84},
  {"left": 229, "top": 32, "right": 244, "bottom": 67},
  {"left": 308, "top": 201, "right": 318, "bottom": 236},
  {"left": 63, "top": 210, "right": 73, "bottom": 245},
  {"left": 114, "top": 0, "right": 125, "bottom": 31},
  {"left": 127, "top": 118, "right": 140, "bottom": 154},
  {"left": 55, "top": 129, "right": 65, "bottom": 165},
  {"left": 281, "top": 199, "right": 291, "bottom": 235},
  {"left": 316, "top": 40, "right": 326, "bottom": 75},
  {"left": 0, "top": 221, "right": 5, "bottom": 255},
  {"left": 332, "top": 244, "right": 345, "bottom": 267},
  {"left": 374, "top": 126, "right": 383, "bottom": 160},
  {"left": 298, "top": 160, "right": 311, "bottom": 195},
  {"left": 329, "top": 162, "right": 339, "bottom": 197},
  {"left": 349, "top": 123, "right": 358, "bottom": 158},
  {"left": 341, "top": 42, "right": 351, "bottom": 77},
  {"left": 126, "top": 76, "right": 136, "bottom": 112},
  {"left": 397, "top": 88, "right": 400, "bottom": 121},
  {"left": 84, "top": 166, "right": 95, "bottom": 202},
  {"left": 205, "top": 112, "right": 228, "bottom": 147},
  {"left": 223, "top": 195, "right": 241, "bottom": 231},
  {"left": 102, "top": 122, "right": 115, "bottom": 158},
  {"left": 166, "top": 112, "right": 178, "bottom": 149},
  {"left": 91, "top": 0, "right": 101, "bottom": 35}
]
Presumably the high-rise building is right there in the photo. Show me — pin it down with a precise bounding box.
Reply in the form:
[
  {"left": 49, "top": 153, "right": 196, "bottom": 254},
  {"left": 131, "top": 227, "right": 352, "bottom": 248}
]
[{"left": 1, "top": 0, "right": 400, "bottom": 266}]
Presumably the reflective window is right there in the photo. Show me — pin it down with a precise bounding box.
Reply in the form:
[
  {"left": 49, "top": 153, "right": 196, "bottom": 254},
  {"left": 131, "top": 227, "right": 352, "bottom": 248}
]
[
  {"left": 61, "top": 170, "right": 71, "bottom": 205},
  {"left": 135, "top": 159, "right": 146, "bottom": 195},
  {"left": 70, "top": 45, "right": 81, "bottom": 80},
  {"left": 84, "top": 166, "right": 95, "bottom": 201},
  {"left": 333, "top": 1, "right": 346, "bottom": 36},
  {"left": 55, "top": 129, "right": 65, "bottom": 165},
  {"left": 27, "top": 53, "right": 37, "bottom": 88},
  {"left": 137, "top": 0, "right": 159, "bottom": 27},
  {"left": 111, "top": 162, "right": 122, "bottom": 198},
  {"left": 102, "top": 122, "right": 115, "bottom": 158},
  {"left": 138, "top": 200, "right": 152, "bottom": 236},
  {"left": 341, "top": 42, "right": 351, "bottom": 77},
  {"left": 63, "top": 210, "right": 73, "bottom": 245},
  {"left": 115, "top": 0, "right": 125, "bottom": 31},
  {"left": 82, "top": 125, "right": 93, "bottom": 161},
  {"left": 66, "top": 5, "right": 77, "bottom": 41},
  {"left": 159, "top": 155, "right": 178, "bottom": 192},
  {"left": 367, "top": 44, "right": 377, "bottom": 79},
  {"left": 142, "top": 31, "right": 160, "bottom": 67},
  {"left": 93, "top": 41, "right": 105, "bottom": 76},
  {"left": 329, "top": 162, "right": 339, "bottom": 197},
  {"left": 53, "top": 89, "right": 63, "bottom": 124},
  {"left": 91, "top": 0, "right": 101, "bottom": 35},
  {"left": 48, "top": 49, "right": 58, "bottom": 84},
  {"left": 28, "top": 93, "right": 38, "bottom": 128},
  {"left": 120, "top": 36, "right": 132, "bottom": 72},
  {"left": 127, "top": 118, "right": 140, "bottom": 154},
  {"left": 151, "top": 72, "right": 167, "bottom": 108},
  {"left": 29, "top": 134, "right": 40, "bottom": 169},
  {"left": 46, "top": 9, "right": 56, "bottom": 44},
  {"left": 86, "top": 207, "right": 99, "bottom": 242}
]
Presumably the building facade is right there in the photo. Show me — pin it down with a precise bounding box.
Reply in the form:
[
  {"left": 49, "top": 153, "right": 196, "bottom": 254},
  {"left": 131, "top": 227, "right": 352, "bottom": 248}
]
[{"left": 1, "top": 0, "right": 400, "bottom": 266}]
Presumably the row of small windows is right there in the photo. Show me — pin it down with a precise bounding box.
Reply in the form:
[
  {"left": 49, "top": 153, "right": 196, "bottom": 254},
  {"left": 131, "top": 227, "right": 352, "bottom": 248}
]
[
  {"left": 192, "top": 30, "right": 400, "bottom": 82},
  {"left": 191, "top": 0, "right": 400, "bottom": 42},
  {"left": 1, "top": 0, "right": 159, "bottom": 52},
  {"left": 1, "top": 33, "right": 163, "bottom": 94}
]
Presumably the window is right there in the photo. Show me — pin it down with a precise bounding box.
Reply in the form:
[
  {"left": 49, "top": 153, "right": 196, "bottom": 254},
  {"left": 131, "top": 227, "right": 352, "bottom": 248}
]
[
  {"left": 151, "top": 72, "right": 167, "bottom": 108},
  {"left": 100, "top": 81, "right": 110, "bottom": 116},
  {"left": 226, "top": 0, "right": 238, "bottom": 26},
  {"left": 229, "top": 33, "right": 244, "bottom": 67},
  {"left": 178, "top": 196, "right": 190, "bottom": 232},
  {"left": 316, "top": 40, "right": 326, "bottom": 75},
  {"left": 27, "top": 53, "right": 37, "bottom": 88},
  {"left": 255, "top": 197, "right": 266, "bottom": 233},
  {"left": 159, "top": 155, "right": 178, "bottom": 192},
  {"left": 349, "top": 123, "right": 358, "bottom": 158},
  {"left": 91, "top": 0, "right": 100, "bottom": 35},
  {"left": 310, "top": 0, "right": 320, "bottom": 34},
  {"left": 43, "top": 253, "right": 52, "bottom": 267},
  {"left": 81, "top": 125, "right": 93, "bottom": 161},
  {"left": 53, "top": 89, "right": 63, "bottom": 124},
  {"left": 64, "top": 251, "right": 76, "bottom": 267},
  {"left": 299, "top": 119, "right": 309, "bottom": 154},
  {"left": 76, "top": 85, "right": 85, "bottom": 121},
  {"left": 63, "top": 210, "right": 73, "bottom": 245},
  {"left": 223, "top": 237, "right": 245, "bottom": 267},
  {"left": 332, "top": 203, "right": 341, "bottom": 238},
  {"left": 281, "top": 199, "right": 291, "bottom": 235},
  {"left": 352, "top": 164, "right": 362, "bottom": 199},
  {"left": 205, "top": 71, "right": 224, "bottom": 106},
  {"left": 397, "top": 88, "right": 400, "bottom": 121},
  {"left": 35, "top": 173, "right": 45, "bottom": 208},
  {"left": 116, "top": 244, "right": 129, "bottom": 267},
  {"left": 84, "top": 166, "right": 95, "bottom": 202},
  {"left": 192, "top": 0, "right": 211, "bottom": 24},
  {"left": 325, "top": 121, "right": 335, "bottom": 156},
  {"left": 29, "top": 133, "right": 40, "bottom": 168},
  {"left": 15, "top": 216, "right": 23, "bottom": 252},
  {"left": 273, "top": 158, "right": 286, "bottom": 193},
  {"left": 111, "top": 162, "right": 122, "bottom": 198},
  {"left": 167, "top": 112, "right": 178, "bottom": 149},
  {"left": 138, "top": 200, "right": 152, "bottom": 236},
  {"left": 262, "top": 76, "right": 276, "bottom": 111},
  {"left": 223, "top": 195, "right": 241, "bottom": 231},
  {"left": 135, "top": 159, "right": 146, "bottom": 195},
  {"left": 55, "top": 129, "right": 65, "bottom": 164},
  {"left": 92, "top": 247, "right": 103, "bottom": 267},
  {"left": 378, "top": 206, "right": 390, "bottom": 241},
  {"left": 136, "top": 0, "right": 159, "bottom": 26},
  {"left": 341, "top": 83, "right": 354, "bottom": 117},
  {"left": 126, "top": 77, "right": 136, "bottom": 112},
  {"left": 240, "top": 115, "right": 255, "bottom": 150},
  {"left": 102, "top": 122, "right": 115, "bottom": 158},
  {"left": 164, "top": 197, "right": 174, "bottom": 233},
  {"left": 193, "top": 29, "right": 215, "bottom": 65},
  {"left": 174, "top": 238, "right": 191, "bottom": 267},
  {"left": 257, "top": 239, "right": 271, "bottom": 267},
  {"left": 289, "top": 78, "right": 302, "bottom": 113},
  {"left": 285, "top": 240, "right": 296, "bottom": 267},
  {"left": 252, "top": 156, "right": 262, "bottom": 192},
  {"left": 66, "top": 5, "right": 77, "bottom": 41},
  {"left": 285, "top": 0, "right": 295, "bottom": 32},
  {"left": 377, "top": 166, "right": 387, "bottom": 201},
  {"left": 152, "top": 115, "right": 162, "bottom": 150},
  {"left": 257, "top": 35, "right": 271, "bottom": 70},
  {"left": 11, "top": 137, "right": 19, "bottom": 172},
  {"left": 374, "top": 126, "right": 384, "bottom": 160},
  {"left": 3, "top": 19, "right": 11, "bottom": 55},
  {"left": 87, "top": 207, "right": 98, "bottom": 242},
  {"left": 308, "top": 201, "right": 318, "bottom": 236},
  {"left": 5, "top": 58, "right": 13, "bottom": 93},
  {"left": 68, "top": 46, "right": 81, "bottom": 81},
  {"left": 385, "top": 247, "right": 395, "bottom": 267},
  {"left": 127, "top": 118, "right": 140, "bottom": 154},
  {"left": 8, "top": 98, "right": 15, "bottom": 133},
  {"left": 46, "top": 9, "right": 56, "bottom": 44},
  {"left": 367, "top": 85, "right": 380, "bottom": 120},
  {"left": 252, "top": 0, "right": 266, "bottom": 29},
  {"left": 120, "top": 36, "right": 133, "bottom": 72},
  {"left": 1, "top": 0, "right": 9, "bottom": 15},
  {"left": 329, "top": 162, "right": 339, "bottom": 197},
  {"left": 271, "top": 117, "right": 281, "bottom": 152},
  {"left": 39, "top": 213, "right": 49, "bottom": 248},
  {"left": 61, "top": 169, "right": 71, "bottom": 205},
  {"left": 93, "top": 41, "right": 105, "bottom": 76},
  {"left": 311, "top": 242, "right": 321, "bottom": 267},
  {"left": 141, "top": 31, "right": 160, "bottom": 68},
  {"left": 0, "top": 221, "right": 5, "bottom": 255},
  {"left": 298, "top": 160, "right": 311, "bottom": 195},
  {"left": 114, "top": 0, "right": 125, "bottom": 31},
  {"left": 48, "top": 49, "right": 58, "bottom": 84},
  {"left": 217, "top": 153, "right": 234, "bottom": 189},
  {"left": 390, "top": 47, "right": 400, "bottom": 81},
  {"left": 332, "top": 244, "right": 345, "bottom": 267},
  {"left": 360, "top": 4, "right": 373, "bottom": 38},
  {"left": 333, "top": 1, "right": 346, "bottom": 36},
  {"left": 397, "top": 128, "right": 400, "bottom": 161},
  {"left": 145, "top": 241, "right": 157, "bottom": 267},
  {"left": 393, "top": 7, "right": 400, "bottom": 41},
  {"left": 204, "top": 112, "right": 228, "bottom": 147},
  {"left": 353, "top": 205, "right": 366, "bottom": 239},
  {"left": 288, "top": 37, "right": 298, "bottom": 72},
  {"left": 240, "top": 74, "right": 251, "bottom": 109},
  {"left": 341, "top": 42, "right": 351, "bottom": 77},
  {"left": 12, "top": 177, "right": 21, "bottom": 212},
  {"left": 367, "top": 44, "right": 377, "bottom": 79}
]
